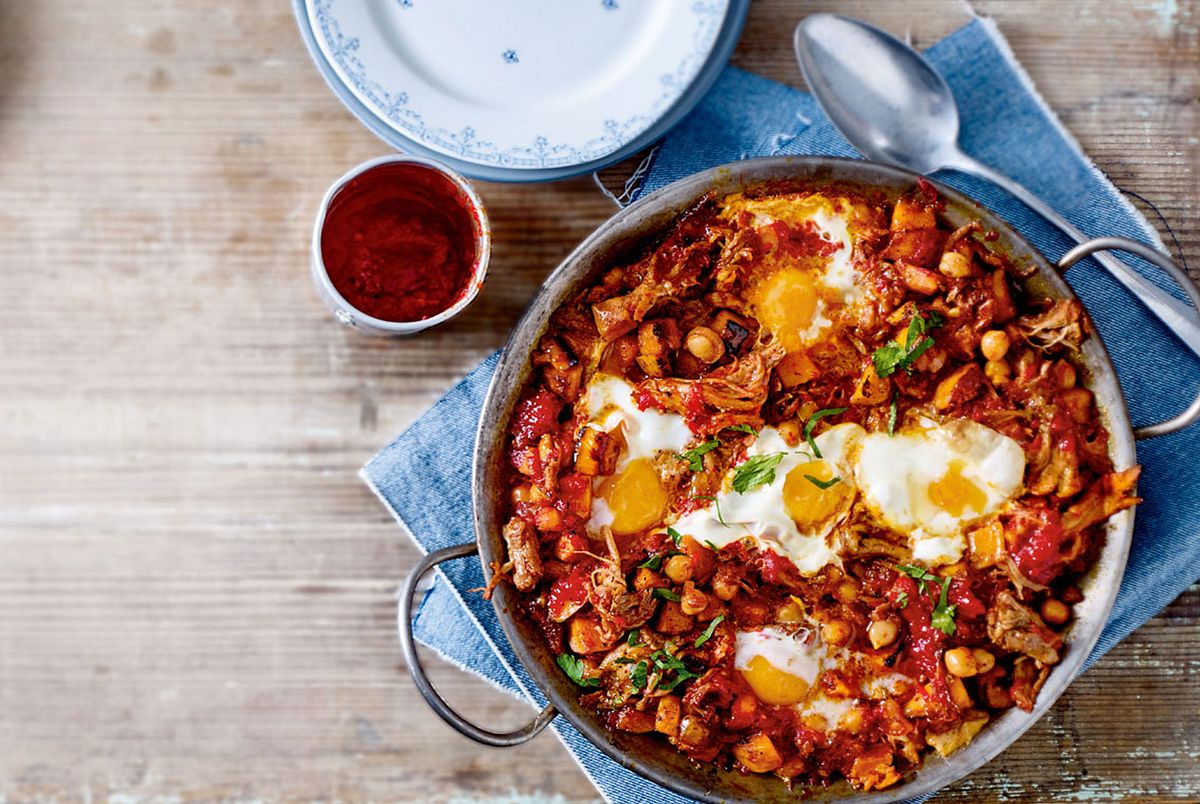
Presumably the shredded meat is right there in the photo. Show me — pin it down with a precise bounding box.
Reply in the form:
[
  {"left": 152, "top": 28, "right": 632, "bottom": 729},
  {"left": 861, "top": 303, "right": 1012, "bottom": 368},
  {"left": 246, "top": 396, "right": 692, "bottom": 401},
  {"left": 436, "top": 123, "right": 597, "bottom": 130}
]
[
  {"left": 1062, "top": 466, "right": 1142, "bottom": 534},
  {"left": 640, "top": 341, "right": 786, "bottom": 431},
  {"left": 986, "top": 591, "right": 1062, "bottom": 664},
  {"left": 1018, "top": 299, "right": 1088, "bottom": 352},
  {"left": 502, "top": 516, "right": 542, "bottom": 592}
]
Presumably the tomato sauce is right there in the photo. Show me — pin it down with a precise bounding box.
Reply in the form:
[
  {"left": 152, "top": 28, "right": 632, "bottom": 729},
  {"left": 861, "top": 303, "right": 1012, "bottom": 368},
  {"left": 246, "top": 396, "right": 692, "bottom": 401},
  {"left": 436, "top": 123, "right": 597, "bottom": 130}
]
[{"left": 320, "top": 162, "right": 480, "bottom": 322}]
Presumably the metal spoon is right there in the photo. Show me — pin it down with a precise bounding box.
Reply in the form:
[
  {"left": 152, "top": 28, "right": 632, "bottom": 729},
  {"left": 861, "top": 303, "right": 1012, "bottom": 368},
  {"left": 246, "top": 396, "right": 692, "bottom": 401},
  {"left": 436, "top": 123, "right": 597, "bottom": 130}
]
[{"left": 794, "top": 13, "right": 1200, "bottom": 358}]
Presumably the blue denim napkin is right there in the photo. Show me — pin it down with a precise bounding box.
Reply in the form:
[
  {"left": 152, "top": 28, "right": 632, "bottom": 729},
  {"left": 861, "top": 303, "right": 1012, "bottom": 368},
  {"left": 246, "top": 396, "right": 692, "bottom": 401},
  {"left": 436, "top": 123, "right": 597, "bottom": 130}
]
[{"left": 363, "top": 16, "right": 1200, "bottom": 803}]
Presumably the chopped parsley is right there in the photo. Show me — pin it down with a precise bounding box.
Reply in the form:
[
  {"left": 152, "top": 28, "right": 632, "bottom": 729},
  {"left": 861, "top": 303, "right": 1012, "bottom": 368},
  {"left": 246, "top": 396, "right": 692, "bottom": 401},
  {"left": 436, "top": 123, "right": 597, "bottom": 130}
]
[
  {"left": 631, "top": 660, "right": 649, "bottom": 690},
  {"left": 613, "top": 657, "right": 635, "bottom": 665},
  {"left": 895, "top": 565, "right": 957, "bottom": 634},
  {"left": 676, "top": 437, "right": 721, "bottom": 472},
  {"left": 695, "top": 495, "right": 729, "bottom": 527},
  {"left": 731, "top": 453, "right": 785, "bottom": 493},
  {"left": 726, "top": 423, "right": 758, "bottom": 435},
  {"left": 626, "top": 629, "right": 642, "bottom": 648},
  {"left": 667, "top": 526, "right": 684, "bottom": 548},
  {"left": 804, "top": 407, "right": 848, "bottom": 458},
  {"left": 694, "top": 614, "right": 725, "bottom": 648},
  {"left": 896, "top": 563, "right": 938, "bottom": 594},
  {"left": 887, "top": 394, "right": 898, "bottom": 436},
  {"left": 895, "top": 591, "right": 909, "bottom": 609},
  {"left": 873, "top": 310, "right": 943, "bottom": 378},
  {"left": 556, "top": 653, "right": 599, "bottom": 688},
  {"left": 652, "top": 587, "right": 681, "bottom": 602},
  {"left": 637, "top": 554, "right": 663, "bottom": 571},
  {"left": 651, "top": 649, "right": 699, "bottom": 692},
  {"left": 804, "top": 474, "right": 842, "bottom": 490},
  {"left": 637, "top": 550, "right": 681, "bottom": 571},
  {"left": 931, "top": 576, "right": 957, "bottom": 636}
]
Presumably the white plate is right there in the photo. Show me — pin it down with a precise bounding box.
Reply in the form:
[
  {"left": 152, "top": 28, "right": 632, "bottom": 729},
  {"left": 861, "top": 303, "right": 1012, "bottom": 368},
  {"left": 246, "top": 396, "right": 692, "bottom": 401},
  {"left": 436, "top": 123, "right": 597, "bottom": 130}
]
[{"left": 307, "top": 0, "right": 736, "bottom": 173}]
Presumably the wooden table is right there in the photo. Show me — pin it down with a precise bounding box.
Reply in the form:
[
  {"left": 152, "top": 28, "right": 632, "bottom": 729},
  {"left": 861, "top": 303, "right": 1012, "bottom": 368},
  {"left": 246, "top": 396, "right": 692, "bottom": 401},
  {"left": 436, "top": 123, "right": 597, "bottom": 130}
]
[{"left": 1, "top": 1, "right": 1196, "bottom": 801}]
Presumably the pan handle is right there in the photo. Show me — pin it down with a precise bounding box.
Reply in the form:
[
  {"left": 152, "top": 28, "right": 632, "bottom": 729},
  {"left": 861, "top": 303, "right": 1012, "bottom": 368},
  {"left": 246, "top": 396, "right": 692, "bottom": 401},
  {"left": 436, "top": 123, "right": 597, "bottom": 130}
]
[
  {"left": 398, "top": 542, "right": 557, "bottom": 746},
  {"left": 1058, "top": 236, "right": 1200, "bottom": 439}
]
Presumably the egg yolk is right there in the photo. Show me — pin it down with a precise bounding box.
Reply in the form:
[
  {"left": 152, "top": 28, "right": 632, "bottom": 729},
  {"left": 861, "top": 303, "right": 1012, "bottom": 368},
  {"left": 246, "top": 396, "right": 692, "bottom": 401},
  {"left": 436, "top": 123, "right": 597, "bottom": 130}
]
[
  {"left": 603, "top": 458, "right": 667, "bottom": 535},
  {"left": 783, "top": 460, "right": 853, "bottom": 529},
  {"left": 928, "top": 459, "right": 988, "bottom": 516},
  {"left": 739, "top": 655, "right": 811, "bottom": 706},
  {"left": 749, "top": 267, "right": 818, "bottom": 353}
]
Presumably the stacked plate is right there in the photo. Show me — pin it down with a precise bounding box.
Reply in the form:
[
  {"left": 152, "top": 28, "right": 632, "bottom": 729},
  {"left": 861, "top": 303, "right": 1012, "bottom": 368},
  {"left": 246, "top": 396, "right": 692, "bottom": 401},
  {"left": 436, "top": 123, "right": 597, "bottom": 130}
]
[{"left": 294, "top": 0, "right": 750, "bottom": 182}]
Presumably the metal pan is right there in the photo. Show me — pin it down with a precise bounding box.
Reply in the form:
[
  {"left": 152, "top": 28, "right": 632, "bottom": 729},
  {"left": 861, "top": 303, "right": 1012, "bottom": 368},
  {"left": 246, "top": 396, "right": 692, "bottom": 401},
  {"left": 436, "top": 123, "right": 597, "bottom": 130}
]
[{"left": 399, "top": 157, "right": 1200, "bottom": 802}]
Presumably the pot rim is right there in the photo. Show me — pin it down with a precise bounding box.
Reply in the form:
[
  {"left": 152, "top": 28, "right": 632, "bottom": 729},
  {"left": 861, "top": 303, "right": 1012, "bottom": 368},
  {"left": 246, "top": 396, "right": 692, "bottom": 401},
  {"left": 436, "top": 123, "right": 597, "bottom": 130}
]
[{"left": 471, "top": 155, "right": 1138, "bottom": 803}]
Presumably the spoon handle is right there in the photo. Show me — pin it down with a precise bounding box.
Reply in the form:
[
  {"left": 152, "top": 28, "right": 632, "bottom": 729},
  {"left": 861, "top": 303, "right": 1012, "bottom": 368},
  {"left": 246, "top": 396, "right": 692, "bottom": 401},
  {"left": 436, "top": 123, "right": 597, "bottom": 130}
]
[{"left": 943, "top": 151, "right": 1200, "bottom": 360}]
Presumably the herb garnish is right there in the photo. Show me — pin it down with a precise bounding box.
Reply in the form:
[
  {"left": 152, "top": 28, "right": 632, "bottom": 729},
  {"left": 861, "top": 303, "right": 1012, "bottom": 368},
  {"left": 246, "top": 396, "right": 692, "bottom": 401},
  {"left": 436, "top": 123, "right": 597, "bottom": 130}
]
[
  {"left": 631, "top": 660, "right": 649, "bottom": 690},
  {"left": 667, "top": 526, "right": 684, "bottom": 548},
  {"left": 896, "top": 563, "right": 938, "bottom": 594},
  {"left": 556, "top": 653, "right": 600, "bottom": 688},
  {"left": 887, "top": 394, "right": 898, "bottom": 437},
  {"left": 694, "top": 614, "right": 725, "bottom": 648},
  {"left": 895, "top": 591, "right": 909, "bottom": 609},
  {"left": 895, "top": 565, "right": 956, "bottom": 634},
  {"left": 804, "top": 474, "right": 842, "bottom": 490},
  {"left": 803, "top": 407, "right": 849, "bottom": 458},
  {"left": 676, "top": 437, "right": 721, "bottom": 472},
  {"left": 695, "top": 495, "right": 729, "bottom": 527},
  {"left": 731, "top": 453, "right": 785, "bottom": 493},
  {"left": 873, "top": 310, "right": 943, "bottom": 378},
  {"left": 626, "top": 629, "right": 643, "bottom": 648},
  {"left": 613, "top": 657, "right": 635, "bottom": 665},
  {"left": 652, "top": 587, "right": 681, "bottom": 602},
  {"left": 650, "top": 650, "right": 699, "bottom": 692},
  {"left": 727, "top": 423, "right": 758, "bottom": 436},
  {"left": 637, "top": 550, "right": 681, "bottom": 571},
  {"left": 931, "top": 577, "right": 957, "bottom": 636}
]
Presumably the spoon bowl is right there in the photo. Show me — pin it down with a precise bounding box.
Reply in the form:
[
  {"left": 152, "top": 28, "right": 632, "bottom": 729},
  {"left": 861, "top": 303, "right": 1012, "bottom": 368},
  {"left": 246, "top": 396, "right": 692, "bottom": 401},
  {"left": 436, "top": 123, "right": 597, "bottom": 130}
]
[{"left": 794, "top": 14, "right": 961, "bottom": 174}]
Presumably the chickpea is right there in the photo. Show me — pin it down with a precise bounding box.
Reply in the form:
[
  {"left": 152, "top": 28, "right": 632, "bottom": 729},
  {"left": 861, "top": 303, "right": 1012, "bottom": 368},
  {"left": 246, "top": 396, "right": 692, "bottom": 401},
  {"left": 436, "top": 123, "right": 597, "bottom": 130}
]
[
  {"left": 821, "top": 619, "right": 853, "bottom": 647},
  {"left": 944, "top": 646, "right": 979, "bottom": 677},
  {"left": 980, "top": 329, "right": 1011, "bottom": 362},
  {"left": 868, "top": 619, "right": 899, "bottom": 650},
  {"left": 685, "top": 326, "right": 724, "bottom": 364},
  {"left": 680, "top": 581, "right": 709, "bottom": 616},
  {"left": 834, "top": 579, "right": 859, "bottom": 603},
  {"left": 776, "top": 419, "right": 802, "bottom": 447},
  {"left": 663, "top": 554, "right": 693, "bottom": 584},
  {"left": 840, "top": 705, "right": 865, "bottom": 734},
  {"left": 972, "top": 648, "right": 996, "bottom": 674},
  {"left": 946, "top": 675, "right": 973, "bottom": 709},
  {"left": 1055, "top": 360, "right": 1078, "bottom": 389},
  {"left": 985, "top": 359, "right": 1012, "bottom": 385},
  {"left": 938, "top": 250, "right": 974, "bottom": 278},
  {"left": 511, "top": 484, "right": 534, "bottom": 505},
  {"left": 1041, "top": 597, "right": 1071, "bottom": 625},
  {"left": 777, "top": 598, "right": 806, "bottom": 623},
  {"left": 712, "top": 572, "right": 739, "bottom": 601}
]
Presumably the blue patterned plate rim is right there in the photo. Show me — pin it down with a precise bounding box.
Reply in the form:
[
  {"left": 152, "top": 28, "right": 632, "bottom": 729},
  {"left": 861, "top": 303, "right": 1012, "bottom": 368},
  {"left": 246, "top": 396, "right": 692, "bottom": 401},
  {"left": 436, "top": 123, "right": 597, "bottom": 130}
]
[{"left": 292, "top": 0, "right": 750, "bottom": 183}]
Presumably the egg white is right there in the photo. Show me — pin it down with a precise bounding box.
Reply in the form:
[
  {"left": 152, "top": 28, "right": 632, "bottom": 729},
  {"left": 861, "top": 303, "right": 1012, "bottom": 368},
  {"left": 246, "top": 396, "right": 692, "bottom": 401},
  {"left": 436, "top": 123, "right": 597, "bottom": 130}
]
[
  {"left": 582, "top": 374, "right": 692, "bottom": 471},
  {"left": 855, "top": 418, "right": 1026, "bottom": 565},
  {"left": 671, "top": 423, "right": 862, "bottom": 575}
]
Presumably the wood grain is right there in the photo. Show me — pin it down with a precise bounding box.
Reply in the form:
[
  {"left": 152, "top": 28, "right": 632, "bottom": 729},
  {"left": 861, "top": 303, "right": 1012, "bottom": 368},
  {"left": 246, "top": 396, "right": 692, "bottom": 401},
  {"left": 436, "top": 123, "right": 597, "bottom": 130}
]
[{"left": 0, "top": 0, "right": 1196, "bottom": 801}]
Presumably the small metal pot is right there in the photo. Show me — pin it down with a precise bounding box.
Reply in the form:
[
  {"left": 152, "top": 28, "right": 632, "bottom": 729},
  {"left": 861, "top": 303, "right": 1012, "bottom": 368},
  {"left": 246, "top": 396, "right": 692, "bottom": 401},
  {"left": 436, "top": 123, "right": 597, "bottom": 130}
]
[{"left": 399, "top": 157, "right": 1200, "bottom": 802}]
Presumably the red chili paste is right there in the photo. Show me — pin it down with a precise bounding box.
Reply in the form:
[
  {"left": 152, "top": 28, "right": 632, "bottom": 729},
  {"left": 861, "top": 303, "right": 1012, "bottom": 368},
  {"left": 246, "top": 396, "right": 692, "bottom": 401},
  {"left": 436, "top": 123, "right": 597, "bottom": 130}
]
[{"left": 320, "top": 162, "right": 479, "bottom": 322}]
